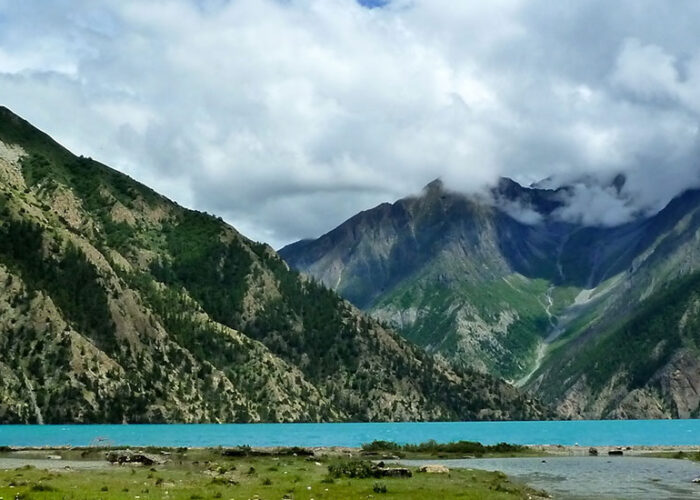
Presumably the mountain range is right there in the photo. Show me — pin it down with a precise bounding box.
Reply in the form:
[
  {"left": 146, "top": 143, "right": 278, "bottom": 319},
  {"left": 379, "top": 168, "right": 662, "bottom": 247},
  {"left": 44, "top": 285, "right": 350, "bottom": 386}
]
[
  {"left": 280, "top": 177, "right": 700, "bottom": 419},
  {"left": 0, "top": 106, "right": 550, "bottom": 424}
]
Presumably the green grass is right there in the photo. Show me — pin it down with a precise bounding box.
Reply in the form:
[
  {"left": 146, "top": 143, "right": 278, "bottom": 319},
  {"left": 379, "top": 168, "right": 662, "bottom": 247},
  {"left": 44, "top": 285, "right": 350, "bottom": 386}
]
[
  {"left": 0, "top": 449, "right": 547, "bottom": 499},
  {"left": 646, "top": 450, "right": 700, "bottom": 462},
  {"left": 374, "top": 273, "right": 577, "bottom": 379}
]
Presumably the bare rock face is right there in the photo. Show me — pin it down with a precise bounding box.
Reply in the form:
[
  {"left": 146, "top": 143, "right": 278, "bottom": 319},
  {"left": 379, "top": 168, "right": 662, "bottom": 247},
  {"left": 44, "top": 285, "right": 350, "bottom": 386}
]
[
  {"left": 610, "top": 349, "right": 700, "bottom": 419},
  {"left": 611, "top": 389, "right": 669, "bottom": 420},
  {"left": 657, "top": 351, "right": 700, "bottom": 418}
]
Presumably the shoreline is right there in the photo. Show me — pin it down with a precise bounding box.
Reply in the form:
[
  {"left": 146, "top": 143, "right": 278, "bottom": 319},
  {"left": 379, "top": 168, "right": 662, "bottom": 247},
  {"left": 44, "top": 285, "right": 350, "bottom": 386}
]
[
  {"left": 532, "top": 444, "right": 700, "bottom": 456},
  {"left": 3, "top": 443, "right": 700, "bottom": 456},
  {"left": 1, "top": 444, "right": 697, "bottom": 499}
]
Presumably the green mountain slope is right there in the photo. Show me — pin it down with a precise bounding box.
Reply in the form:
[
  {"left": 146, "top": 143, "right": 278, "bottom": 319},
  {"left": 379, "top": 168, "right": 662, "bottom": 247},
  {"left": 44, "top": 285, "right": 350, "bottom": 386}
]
[
  {"left": 529, "top": 272, "right": 700, "bottom": 418},
  {"left": 525, "top": 190, "right": 700, "bottom": 418},
  {"left": 281, "top": 178, "right": 700, "bottom": 419},
  {"left": 0, "top": 106, "right": 548, "bottom": 423}
]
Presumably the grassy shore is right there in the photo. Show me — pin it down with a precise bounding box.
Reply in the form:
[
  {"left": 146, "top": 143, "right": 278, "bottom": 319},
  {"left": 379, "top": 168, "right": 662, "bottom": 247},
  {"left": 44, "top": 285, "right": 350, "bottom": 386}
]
[
  {"left": 0, "top": 446, "right": 550, "bottom": 500},
  {"left": 3, "top": 441, "right": 699, "bottom": 499},
  {"left": 645, "top": 450, "right": 700, "bottom": 462}
]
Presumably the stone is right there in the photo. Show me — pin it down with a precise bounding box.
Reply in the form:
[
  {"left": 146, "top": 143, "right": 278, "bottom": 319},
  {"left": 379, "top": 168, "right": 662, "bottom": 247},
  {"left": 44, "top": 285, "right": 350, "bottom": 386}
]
[
  {"left": 419, "top": 464, "right": 450, "bottom": 474},
  {"left": 376, "top": 467, "right": 412, "bottom": 478},
  {"left": 105, "top": 450, "right": 163, "bottom": 466}
]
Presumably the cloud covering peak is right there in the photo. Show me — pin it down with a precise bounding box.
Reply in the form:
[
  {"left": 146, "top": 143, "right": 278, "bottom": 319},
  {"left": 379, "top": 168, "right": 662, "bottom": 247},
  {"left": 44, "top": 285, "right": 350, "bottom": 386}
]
[{"left": 0, "top": 0, "right": 698, "bottom": 246}]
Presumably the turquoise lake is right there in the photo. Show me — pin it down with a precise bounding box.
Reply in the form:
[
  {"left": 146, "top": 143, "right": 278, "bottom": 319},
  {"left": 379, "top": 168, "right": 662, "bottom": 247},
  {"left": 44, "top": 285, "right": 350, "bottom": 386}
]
[{"left": 1, "top": 420, "right": 699, "bottom": 448}]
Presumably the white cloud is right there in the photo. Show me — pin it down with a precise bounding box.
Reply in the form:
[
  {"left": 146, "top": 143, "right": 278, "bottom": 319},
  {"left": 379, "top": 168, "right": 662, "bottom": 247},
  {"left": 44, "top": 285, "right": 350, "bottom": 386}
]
[
  {"left": 612, "top": 38, "right": 680, "bottom": 101},
  {"left": 553, "top": 183, "right": 635, "bottom": 227},
  {"left": 0, "top": 0, "right": 699, "bottom": 245}
]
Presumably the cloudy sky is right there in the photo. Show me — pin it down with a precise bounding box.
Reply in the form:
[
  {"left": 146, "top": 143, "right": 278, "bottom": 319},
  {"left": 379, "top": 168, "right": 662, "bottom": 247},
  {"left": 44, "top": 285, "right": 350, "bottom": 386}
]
[{"left": 1, "top": 0, "right": 699, "bottom": 247}]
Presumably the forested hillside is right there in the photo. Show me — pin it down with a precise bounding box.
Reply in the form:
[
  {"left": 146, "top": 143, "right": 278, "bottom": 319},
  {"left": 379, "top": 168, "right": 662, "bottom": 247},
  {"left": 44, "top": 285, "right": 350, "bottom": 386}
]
[
  {"left": 0, "top": 106, "right": 548, "bottom": 423},
  {"left": 529, "top": 269, "right": 700, "bottom": 419}
]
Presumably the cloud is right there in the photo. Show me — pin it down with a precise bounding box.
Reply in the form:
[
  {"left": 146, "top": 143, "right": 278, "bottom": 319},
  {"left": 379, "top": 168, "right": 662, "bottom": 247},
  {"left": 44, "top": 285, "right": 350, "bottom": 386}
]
[
  {"left": 499, "top": 200, "right": 545, "bottom": 226},
  {"left": 612, "top": 39, "right": 681, "bottom": 101},
  {"left": 612, "top": 38, "right": 700, "bottom": 114},
  {"left": 0, "top": 0, "right": 699, "bottom": 245}
]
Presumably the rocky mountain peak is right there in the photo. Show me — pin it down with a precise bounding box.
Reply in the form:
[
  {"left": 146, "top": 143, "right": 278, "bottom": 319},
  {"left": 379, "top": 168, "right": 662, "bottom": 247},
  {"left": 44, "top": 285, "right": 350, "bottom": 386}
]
[{"left": 421, "top": 178, "right": 447, "bottom": 198}]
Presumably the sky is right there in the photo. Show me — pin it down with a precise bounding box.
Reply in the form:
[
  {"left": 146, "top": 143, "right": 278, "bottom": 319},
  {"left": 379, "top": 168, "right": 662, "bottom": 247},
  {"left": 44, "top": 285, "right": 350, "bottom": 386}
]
[{"left": 0, "top": 0, "right": 699, "bottom": 247}]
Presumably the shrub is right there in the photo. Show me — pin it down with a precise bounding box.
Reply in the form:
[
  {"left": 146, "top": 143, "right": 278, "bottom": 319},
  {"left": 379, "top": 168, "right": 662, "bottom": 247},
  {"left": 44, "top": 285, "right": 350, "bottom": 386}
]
[
  {"left": 362, "top": 440, "right": 402, "bottom": 452},
  {"left": 31, "top": 483, "right": 57, "bottom": 492},
  {"left": 328, "top": 461, "right": 377, "bottom": 479},
  {"left": 361, "top": 440, "right": 526, "bottom": 457},
  {"left": 373, "top": 482, "right": 388, "bottom": 493}
]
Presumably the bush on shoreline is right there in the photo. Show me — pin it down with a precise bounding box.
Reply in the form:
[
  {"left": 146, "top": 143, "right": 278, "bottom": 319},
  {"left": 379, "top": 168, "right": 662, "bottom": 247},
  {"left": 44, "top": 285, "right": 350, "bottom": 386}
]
[{"left": 361, "top": 439, "right": 526, "bottom": 456}]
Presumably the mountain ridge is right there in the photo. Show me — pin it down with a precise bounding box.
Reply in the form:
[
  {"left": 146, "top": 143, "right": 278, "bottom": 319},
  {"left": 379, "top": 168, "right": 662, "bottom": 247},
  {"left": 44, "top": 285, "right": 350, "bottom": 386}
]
[
  {"left": 280, "top": 175, "right": 700, "bottom": 418},
  {"left": 0, "top": 106, "right": 548, "bottom": 423}
]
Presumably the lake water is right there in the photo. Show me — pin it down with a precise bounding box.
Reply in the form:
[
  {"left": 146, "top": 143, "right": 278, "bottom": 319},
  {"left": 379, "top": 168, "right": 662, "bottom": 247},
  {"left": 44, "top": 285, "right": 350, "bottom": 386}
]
[
  {"left": 399, "top": 457, "right": 700, "bottom": 500},
  {"left": 1, "top": 420, "right": 699, "bottom": 448}
]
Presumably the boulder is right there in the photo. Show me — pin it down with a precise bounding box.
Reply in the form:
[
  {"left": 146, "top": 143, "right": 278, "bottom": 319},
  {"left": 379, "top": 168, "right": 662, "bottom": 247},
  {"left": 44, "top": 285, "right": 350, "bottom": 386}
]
[
  {"left": 588, "top": 447, "right": 598, "bottom": 456},
  {"left": 376, "top": 467, "right": 412, "bottom": 478},
  {"left": 106, "top": 450, "right": 163, "bottom": 466},
  {"left": 419, "top": 464, "right": 450, "bottom": 474}
]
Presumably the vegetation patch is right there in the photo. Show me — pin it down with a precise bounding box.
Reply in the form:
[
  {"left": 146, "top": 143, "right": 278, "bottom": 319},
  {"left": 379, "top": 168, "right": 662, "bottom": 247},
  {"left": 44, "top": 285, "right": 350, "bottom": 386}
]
[
  {"left": 0, "top": 218, "right": 117, "bottom": 353},
  {"left": 361, "top": 440, "right": 530, "bottom": 458},
  {"left": 539, "top": 271, "right": 700, "bottom": 397}
]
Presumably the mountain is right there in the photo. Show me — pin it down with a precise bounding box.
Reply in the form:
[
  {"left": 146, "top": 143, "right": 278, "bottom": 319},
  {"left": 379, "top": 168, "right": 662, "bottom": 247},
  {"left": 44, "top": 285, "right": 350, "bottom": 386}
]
[
  {"left": 526, "top": 189, "right": 700, "bottom": 418},
  {"left": 280, "top": 178, "right": 700, "bottom": 419},
  {"left": 530, "top": 271, "right": 700, "bottom": 419},
  {"left": 0, "top": 106, "right": 549, "bottom": 424},
  {"left": 281, "top": 179, "right": 572, "bottom": 380}
]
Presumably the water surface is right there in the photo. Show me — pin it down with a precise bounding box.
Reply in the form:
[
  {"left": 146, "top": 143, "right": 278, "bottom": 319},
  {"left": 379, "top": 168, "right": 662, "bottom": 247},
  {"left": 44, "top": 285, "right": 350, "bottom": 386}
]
[
  {"left": 1, "top": 420, "right": 699, "bottom": 448},
  {"left": 399, "top": 457, "right": 700, "bottom": 500}
]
